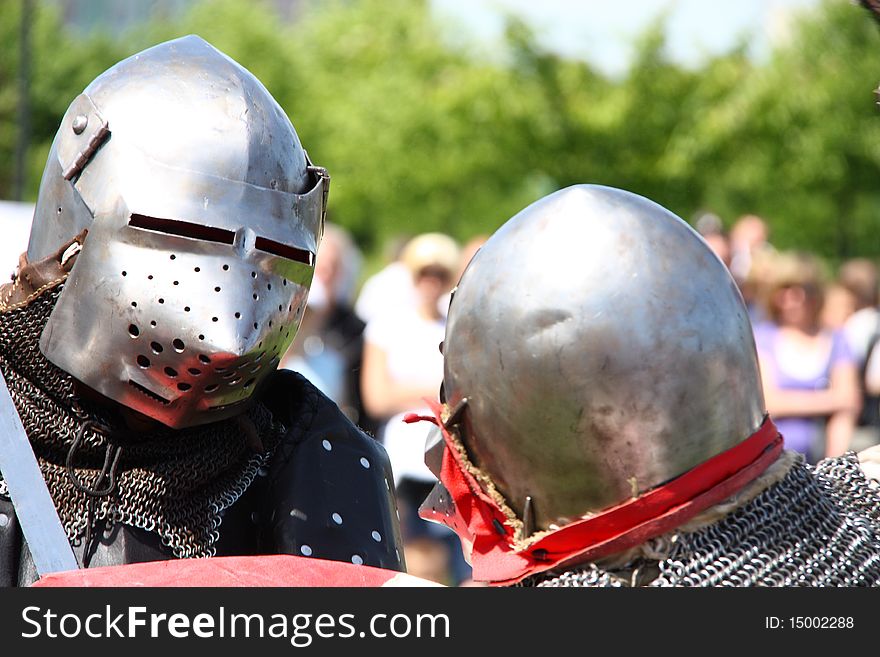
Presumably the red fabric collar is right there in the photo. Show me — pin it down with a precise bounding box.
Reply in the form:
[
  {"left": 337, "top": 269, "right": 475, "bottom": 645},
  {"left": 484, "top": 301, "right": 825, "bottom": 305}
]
[{"left": 413, "top": 403, "right": 783, "bottom": 586}]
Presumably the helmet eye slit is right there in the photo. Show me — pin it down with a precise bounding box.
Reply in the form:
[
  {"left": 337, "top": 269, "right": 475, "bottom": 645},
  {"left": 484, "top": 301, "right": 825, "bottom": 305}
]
[
  {"left": 129, "top": 214, "right": 235, "bottom": 245},
  {"left": 254, "top": 236, "right": 314, "bottom": 266}
]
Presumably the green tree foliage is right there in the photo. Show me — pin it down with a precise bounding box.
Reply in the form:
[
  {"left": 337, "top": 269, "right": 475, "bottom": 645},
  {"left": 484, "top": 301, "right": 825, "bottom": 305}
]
[
  {"left": 0, "top": 0, "right": 129, "bottom": 199},
  {"left": 3, "top": 0, "right": 880, "bottom": 260},
  {"left": 674, "top": 0, "right": 880, "bottom": 260}
]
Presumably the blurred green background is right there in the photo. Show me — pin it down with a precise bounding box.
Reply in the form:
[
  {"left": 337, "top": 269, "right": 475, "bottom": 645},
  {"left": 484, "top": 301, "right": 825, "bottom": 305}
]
[{"left": 2, "top": 0, "right": 880, "bottom": 266}]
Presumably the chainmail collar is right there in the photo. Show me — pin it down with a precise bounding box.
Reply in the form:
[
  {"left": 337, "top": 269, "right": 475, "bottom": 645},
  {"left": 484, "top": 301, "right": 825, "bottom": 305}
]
[
  {"left": 520, "top": 451, "right": 880, "bottom": 587},
  {"left": 0, "top": 280, "right": 285, "bottom": 558}
]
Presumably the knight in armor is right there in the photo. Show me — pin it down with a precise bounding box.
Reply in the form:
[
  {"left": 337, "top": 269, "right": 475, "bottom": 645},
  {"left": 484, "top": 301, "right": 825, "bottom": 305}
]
[
  {"left": 417, "top": 185, "right": 880, "bottom": 586},
  {"left": 0, "top": 36, "right": 404, "bottom": 586}
]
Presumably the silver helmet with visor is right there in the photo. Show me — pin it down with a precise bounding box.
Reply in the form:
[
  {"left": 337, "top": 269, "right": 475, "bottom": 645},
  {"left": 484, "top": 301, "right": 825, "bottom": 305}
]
[{"left": 27, "top": 35, "right": 328, "bottom": 429}]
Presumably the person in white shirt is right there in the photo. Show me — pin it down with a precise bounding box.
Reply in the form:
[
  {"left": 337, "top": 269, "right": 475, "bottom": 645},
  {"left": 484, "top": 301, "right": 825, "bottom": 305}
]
[
  {"left": 354, "top": 236, "right": 418, "bottom": 325},
  {"left": 840, "top": 258, "right": 880, "bottom": 450},
  {"left": 360, "top": 232, "right": 467, "bottom": 584}
]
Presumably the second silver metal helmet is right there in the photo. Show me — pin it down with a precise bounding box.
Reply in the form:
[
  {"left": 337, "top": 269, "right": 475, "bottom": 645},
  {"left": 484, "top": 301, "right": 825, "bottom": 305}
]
[
  {"left": 28, "top": 35, "right": 328, "bottom": 428},
  {"left": 439, "top": 185, "right": 766, "bottom": 532}
]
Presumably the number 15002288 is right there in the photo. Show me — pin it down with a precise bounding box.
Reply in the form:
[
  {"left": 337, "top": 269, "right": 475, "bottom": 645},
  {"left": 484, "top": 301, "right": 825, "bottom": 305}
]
[{"left": 764, "top": 617, "right": 854, "bottom": 629}]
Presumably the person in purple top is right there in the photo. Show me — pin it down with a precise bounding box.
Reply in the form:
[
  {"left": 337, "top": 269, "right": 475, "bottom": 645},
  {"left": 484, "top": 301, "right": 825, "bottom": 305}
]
[{"left": 754, "top": 251, "right": 861, "bottom": 462}]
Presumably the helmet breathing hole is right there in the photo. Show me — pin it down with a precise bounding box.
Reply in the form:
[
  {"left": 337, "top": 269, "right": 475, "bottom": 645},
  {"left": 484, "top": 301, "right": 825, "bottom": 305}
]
[
  {"left": 121, "top": 271, "right": 127, "bottom": 277},
  {"left": 164, "top": 367, "right": 178, "bottom": 378},
  {"left": 222, "top": 264, "right": 229, "bottom": 271},
  {"left": 198, "top": 334, "right": 205, "bottom": 341},
  {"left": 184, "top": 306, "right": 191, "bottom": 312},
  {"left": 211, "top": 317, "right": 218, "bottom": 322},
  {"left": 131, "top": 301, "right": 137, "bottom": 308},
  {"left": 214, "top": 287, "right": 221, "bottom": 292},
  {"left": 137, "top": 355, "right": 150, "bottom": 368},
  {"left": 172, "top": 339, "right": 185, "bottom": 352},
  {"left": 188, "top": 368, "right": 201, "bottom": 376},
  {"left": 198, "top": 354, "right": 211, "bottom": 364},
  {"left": 170, "top": 254, "right": 176, "bottom": 260},
  {"left": 234, "top": 312, "right": 241, "bottom": 319},
  {"left": 158, "top": 298, "right": 165, "bottom": 304},
  {"left": 150, "top": 320, "right": 157, "bottom": 327},
  {"left": 177, "top": 382, "right": 192, "bottom": 392},
  {"left": 128, "top": 324, "right": 139, "bottom": 338},
  {"left": 150, "top": 341, "right": 163, "bottom": 354},
  {"left": 205, "top": 384, "right": 219, "bottom": 393}
]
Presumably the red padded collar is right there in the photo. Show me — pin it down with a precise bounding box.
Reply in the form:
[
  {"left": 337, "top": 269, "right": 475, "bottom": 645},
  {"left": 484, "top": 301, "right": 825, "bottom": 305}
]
[{"left": 411, "top": 404, "right": 782, "bottom": 586}]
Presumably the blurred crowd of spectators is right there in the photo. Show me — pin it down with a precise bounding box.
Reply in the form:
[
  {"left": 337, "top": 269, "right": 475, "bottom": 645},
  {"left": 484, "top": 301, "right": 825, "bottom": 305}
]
[
  {"left": 281, "top": 225, "right": 486, "bottom": 586},
  {"left": 696, "top": 213, "right": 880, "bottom": 465}
]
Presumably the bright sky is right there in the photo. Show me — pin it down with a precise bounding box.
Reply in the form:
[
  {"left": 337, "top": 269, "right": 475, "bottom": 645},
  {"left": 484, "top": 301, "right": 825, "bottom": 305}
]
[{"left": 433, "top": 0, "right": 824, "bottom": 76}]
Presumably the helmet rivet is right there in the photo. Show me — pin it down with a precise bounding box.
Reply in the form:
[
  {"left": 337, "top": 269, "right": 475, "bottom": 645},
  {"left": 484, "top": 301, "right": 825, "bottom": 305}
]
[{"left": 72, "top": 114, "right": 88, "bottom": 135}]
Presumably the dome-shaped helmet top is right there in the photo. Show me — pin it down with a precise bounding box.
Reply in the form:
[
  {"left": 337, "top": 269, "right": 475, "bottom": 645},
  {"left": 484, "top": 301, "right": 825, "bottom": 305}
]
[
  {"left": 441, "top": 185, "right": 765, "bottom": 532},
  {"left": 28, "top": 35, "right": 328, "bottom": 428}
]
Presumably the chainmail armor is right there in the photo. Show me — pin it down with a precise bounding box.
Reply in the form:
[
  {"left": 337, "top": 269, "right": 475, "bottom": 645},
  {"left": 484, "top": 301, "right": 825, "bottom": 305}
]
[
  {"left": 521, "top": 453, "right": 880, "bottom": 587},
  {"left": 0, "top": 282, "right": 285, "bottom": 558}
]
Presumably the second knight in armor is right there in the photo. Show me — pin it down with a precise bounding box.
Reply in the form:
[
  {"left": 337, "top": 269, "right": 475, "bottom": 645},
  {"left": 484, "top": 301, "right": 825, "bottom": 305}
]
[{"left": 418, "top": 185, "right": 880, "bottom": 587}]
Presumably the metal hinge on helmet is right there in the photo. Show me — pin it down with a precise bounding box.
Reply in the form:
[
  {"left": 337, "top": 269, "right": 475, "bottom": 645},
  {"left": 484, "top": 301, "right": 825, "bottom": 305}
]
[{"left": 58, "top": 94, "right": 110, "bottom": 182}]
